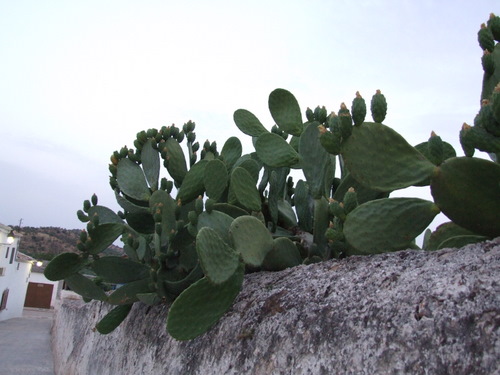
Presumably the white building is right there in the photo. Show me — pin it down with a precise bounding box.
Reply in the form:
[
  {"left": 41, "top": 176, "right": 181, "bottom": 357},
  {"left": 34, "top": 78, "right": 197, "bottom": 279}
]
[
  {"left": 25, "top": 261, "right": 61, "bottom": 309},
  {"left": 0, "top": 223, "right": 33, "bottom": 321}
]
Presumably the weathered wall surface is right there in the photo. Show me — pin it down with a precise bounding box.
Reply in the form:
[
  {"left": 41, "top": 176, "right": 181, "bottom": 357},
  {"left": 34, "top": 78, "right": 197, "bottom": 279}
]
[{"left": 52, "top": 238, "right": 500, "bottom": 375}]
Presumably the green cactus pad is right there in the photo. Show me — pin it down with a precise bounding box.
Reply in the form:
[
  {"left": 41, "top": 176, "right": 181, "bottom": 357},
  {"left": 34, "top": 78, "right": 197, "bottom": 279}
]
[
  {"left": 436, "top": 235, "right": 489, "bottom": 250},
  {"left": 424, "top": 222, "right": 476, "bottom": 251},
  {"left": 91, "top": 256, "right": 150, "bottom": 284},
  {"left": 177, "top": 159, "right": 208, "bottom": 204},
  {"left": 116, "top": 158, "right": 151, "bottom": 201},
  {"left": 96, "top": 304, "right": 133, "bottom": 334},
  {"left": 430, "top": 157, "right": 500, "bottom": 237},
  {"left": 108, "top": 278, "right": 152, "bottom": 305},
  {"left": 136, "top": 293, "right": 161, "bottom": 305},
  {"left": 196, "top": 227, "right": 240, "bottom": 285},
  {"left": 212, "top": 203, "right": 249, "bottom": 218},
  {"left": 277, "top": 199, "right": 298, "bottom": 228},
  {"left": 294, "top": 180, "right": 313, "bottom": 232},
  {"left": 230, "top": 167, "right": 262, "bottom": 212},
  {"left": 162, "top": 263, "right": 204, "bottom": 300},
  {"left": 229, "top": 215, "right": 274, "bottom": 267},
  {"left": 149, "top": 189, "right": 177, "bottom": 236},
  {"left": 221, "top": 137, "right": 242, "bottom": 170},
  {"left": 332, "top": 173, "right": 389, "bottom": 205},
  {"left": 166, "top": 262, "right": 244, "bottom": 340},
  {"left": 299, "top": 122, "right": 335, "bottom": 198},
  {"left": 262, "top": 237, "right": 302, "bottom": 271},
  {"left": 114, "top": 190, "right": 150, "bottom": 214},
  {"left": 320, "top": 129, "right": 342, "bottom": 155},
  {"left": 141, "top": 139, "right": 160, "bottom": 190},
  {"left": 414, "top": 138, "right": 457, "bottom": 166},
  {"left": 255, "top": 133, "right": 300, "bottom": 167},
  {"left": 204, "top": 159, "right": 228, "bottom": 201},
  {"left": 343, "top": 198, "right": 440, "bottom": 254},
  {"left": 163, "top": 138, "right": 188, "bottom": 185},
  {"left": 341, "top": 122, "right": 435, "bottom": 191},
  {"left": 268, "top": 89, "right": 303, "bottom": 136},
  {"left": 87, "top": 205, "right": 123, "bottom": 224},
  {"left": 65, "top": 273, "right": 108, "bottom": 301},
  {"left": 44, "top": 253, "right": 86, "bottom": 281},
  {"left": 236, "top": 158, "right": 261, "bottom": 184},
  {"left": 233, "top": 109, "right": 268, "bottom": 137},
  {"left": 86, "top": 223, "right": 125, "bottom": 254},
  {"left": 197, "top": 210, "right": 234, "bottom": 245}
]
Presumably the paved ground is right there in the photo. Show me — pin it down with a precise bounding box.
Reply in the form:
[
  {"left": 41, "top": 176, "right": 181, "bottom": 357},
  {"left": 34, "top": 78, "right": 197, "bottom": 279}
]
[{"left": 0, "top": 308, "right": 55, "bottom": 375}]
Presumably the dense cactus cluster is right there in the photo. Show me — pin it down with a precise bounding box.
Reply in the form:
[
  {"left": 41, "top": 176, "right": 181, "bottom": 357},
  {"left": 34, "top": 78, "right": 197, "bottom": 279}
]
[{"left": 45, "top": 14, "right": 500, "bottom": 341}]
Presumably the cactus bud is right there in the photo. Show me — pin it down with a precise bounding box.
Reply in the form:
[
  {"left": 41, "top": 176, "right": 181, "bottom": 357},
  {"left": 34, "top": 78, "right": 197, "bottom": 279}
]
[
  {"left": 195, "top": 197, "right": 204, "bottom": 215},
  {"left": 170, "top": 125, "right": 179, "bottom": 138},
  {"left": 137, "top": 130, "right": 147, "bottom": 143},
  {"left": 83, "top": 200, "right": 91, "bottom": 212},
  {"left": 339, "top": 113, "right": 353, "bottom": 139},
  {"left": 305, "top": 107, "right": 314, "bottom": 122},
  {"left": 109, "top": 176, "right": 118, "bottom": 190},
  {"left": 428, "top": 131, "right": 444, "bottom": 165},
  {"left": 192, "top": 141, "right": 200, "bottom": 152},
  {"left": 371, "top": 90, "right": 387, "bottom": 123},
  {"left": 351, "top": 91, "right": 367, "bottom": 126},
  {"left": 176, "top": 130, "right": 185, "bottom": 143},
  {"left": 488, "top": 13, "right": 500, "bottom": 41},
  {"left": 325, "top": 227, "right": 344, "bottom": 242},
  {"left": 328, "top": 200, "right": 346, "bottom": 221},
  {"left": 188, "top": 211, "right": 198, "bottom": 225},
  {"left": 110, "top": 153, "right": 119, "bottom": 166},
  {"left": 77, "top": 242, "right": 87, "bottom": 252},
  {"left": 338, "top": 102, "right": 350, "bottom": 116},
  {"left": 187, "top": 132, "right": 196, "bottom": 143},
  {"left": 77, "top": 210, "right": 89, "bottom": 223},
  {"left": 79, "top": 230, "right": 88, "bottom": 243},
  {"left": 491, "top": 83, "right": 500, "bottom": 124},
  {"left": 91, "top": 194, "right": 98, "bottom": 206},
  {"left": 108, "top": 164, "right": 117, "bottom": 176},
  {"left": 478, "top": 23, "right": 494, "bottom": 52},
  {"left": 459, "top": 123, "right": 475, "bottom": 157},
  {"left": 119, "top": 146, "right": 128, "bottom": 158},
  {"left": 343, "top": 187, "right": 358, "bottom": 214},
  {"left": 481, "top": 50, "right": 495, "bottom": 75},
  {"left": 155, "top": 223, "right": 162, "bottom": 235},
  {"left": 205, "top": 198, "right": 215, "bottom": 213}
]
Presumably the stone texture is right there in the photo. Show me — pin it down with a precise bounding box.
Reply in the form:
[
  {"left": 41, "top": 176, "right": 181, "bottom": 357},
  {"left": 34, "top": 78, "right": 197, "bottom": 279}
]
[{"left": 52, "top": 238, "right": 500, "bottom": 375}]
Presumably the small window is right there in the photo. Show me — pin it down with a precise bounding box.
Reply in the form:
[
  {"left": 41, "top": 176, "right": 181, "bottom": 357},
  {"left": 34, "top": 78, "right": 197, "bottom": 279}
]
[
  {"left": 0, "top": 289, "right": 9, "bottom": 311},
  {"left": 9, "top": 248, "right": 15, "bottom": 264},
  {"left": 4, "top": 247, "right": 8, "bottom": 258}
]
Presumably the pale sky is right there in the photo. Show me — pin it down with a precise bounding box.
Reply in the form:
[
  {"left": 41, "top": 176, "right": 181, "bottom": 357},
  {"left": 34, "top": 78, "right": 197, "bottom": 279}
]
[{"left": 1, "top": 1, "right": 498, "bottom": 233}]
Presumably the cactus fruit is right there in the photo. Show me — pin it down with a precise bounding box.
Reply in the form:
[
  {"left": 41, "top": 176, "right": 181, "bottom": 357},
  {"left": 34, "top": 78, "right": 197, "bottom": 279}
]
[
  {"left": 351, "top": 91, "right": 367, "bottom": 126},
  {"left": 370, "top": 90, "right": 387, "bottom": 123}
]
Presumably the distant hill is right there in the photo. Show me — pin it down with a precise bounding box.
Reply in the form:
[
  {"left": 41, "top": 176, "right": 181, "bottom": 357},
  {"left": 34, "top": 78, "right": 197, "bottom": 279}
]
[{"left": 10, "top": 226, "right": 124, "bottom": 261}]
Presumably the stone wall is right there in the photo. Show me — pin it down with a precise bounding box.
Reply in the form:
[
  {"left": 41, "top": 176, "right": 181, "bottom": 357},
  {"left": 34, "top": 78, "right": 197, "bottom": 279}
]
[{"left": 52, "top": 238, "right": 500, "bottom": 375}]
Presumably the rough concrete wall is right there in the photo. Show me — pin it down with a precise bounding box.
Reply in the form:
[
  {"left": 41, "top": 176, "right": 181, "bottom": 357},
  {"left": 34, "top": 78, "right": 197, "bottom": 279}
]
[{"left": 52, "top": 238, "right": 500, "bottom": 375}]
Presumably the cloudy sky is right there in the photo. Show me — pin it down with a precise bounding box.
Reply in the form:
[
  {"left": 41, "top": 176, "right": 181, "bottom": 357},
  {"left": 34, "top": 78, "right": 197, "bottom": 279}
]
[{"left": 0, "top": 1, "right": 497, "bottom": 236}]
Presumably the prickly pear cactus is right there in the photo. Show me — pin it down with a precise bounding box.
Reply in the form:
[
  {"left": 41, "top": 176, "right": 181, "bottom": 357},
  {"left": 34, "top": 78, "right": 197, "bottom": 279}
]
[
  {"left": 44, "top": 13, "right": 500, "bottom": 342},
  {"left": 461, "top": 14, "right": 500, "bottom": 162}
]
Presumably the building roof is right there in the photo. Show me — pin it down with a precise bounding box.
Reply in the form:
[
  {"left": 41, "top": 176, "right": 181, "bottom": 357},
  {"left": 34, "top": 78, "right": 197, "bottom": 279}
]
[{"left": 16, "top": 252, "right": 36, "bottom": 263}]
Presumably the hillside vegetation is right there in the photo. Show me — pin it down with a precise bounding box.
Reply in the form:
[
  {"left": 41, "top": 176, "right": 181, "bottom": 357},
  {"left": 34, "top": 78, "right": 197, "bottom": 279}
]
[{"left": 10, "top": 226, "right": 123, "bottom": 260}]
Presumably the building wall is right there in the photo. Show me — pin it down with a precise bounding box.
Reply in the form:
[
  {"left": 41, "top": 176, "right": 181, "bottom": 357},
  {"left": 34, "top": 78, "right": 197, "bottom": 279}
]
[{"left": 0, "top": 224, "right": 32, "bottom": 321}]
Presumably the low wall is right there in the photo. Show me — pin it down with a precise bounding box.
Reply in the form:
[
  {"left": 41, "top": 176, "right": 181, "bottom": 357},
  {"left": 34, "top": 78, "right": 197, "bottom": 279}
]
[{"left": 52, "top": 238, "right": 500, "bottom": 375}]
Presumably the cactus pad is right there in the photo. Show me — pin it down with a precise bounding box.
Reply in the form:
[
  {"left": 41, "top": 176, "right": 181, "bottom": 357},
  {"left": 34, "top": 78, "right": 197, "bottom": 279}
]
[
  {"left": 341, "top": 122, "right": 435, "bottom": 191},
  {"left": 196, "top": 227, "right": 240, "bottom": 284},
  {"left": 344, "top": 198, "right": 440, "bottom": 254},
  {"left": 430, "top": 157, "right": 500, "bottom": 237},
  {"left": 166, "top": 262, "right": 244, "bottom": 340},
  {"left": 268, "top": 88, "right": 303, "bottom": 136}
]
